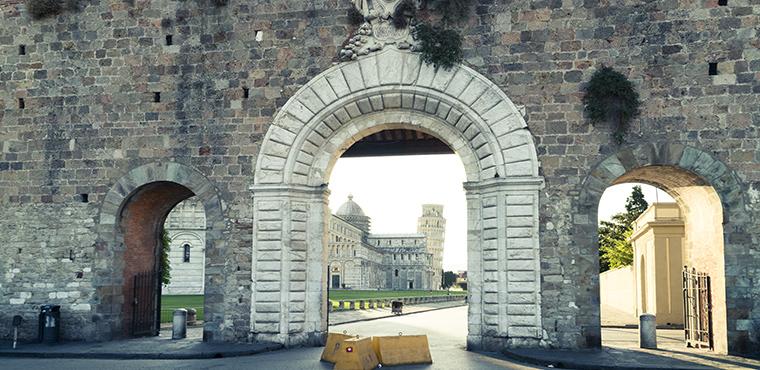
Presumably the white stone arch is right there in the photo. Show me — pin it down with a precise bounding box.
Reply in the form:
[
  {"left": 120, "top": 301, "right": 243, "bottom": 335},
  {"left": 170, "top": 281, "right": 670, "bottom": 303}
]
[
  {"left": 251, "top": 49, "right": 544, "bottom": 350},
  {"left": 254, "top": 48, "right": 538, "bottom": 186}
]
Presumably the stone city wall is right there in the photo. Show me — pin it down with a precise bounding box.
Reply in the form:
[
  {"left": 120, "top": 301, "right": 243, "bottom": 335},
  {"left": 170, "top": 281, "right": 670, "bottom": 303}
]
[{"left": 0, "top": 0, "right": 758, "bottom": 353}]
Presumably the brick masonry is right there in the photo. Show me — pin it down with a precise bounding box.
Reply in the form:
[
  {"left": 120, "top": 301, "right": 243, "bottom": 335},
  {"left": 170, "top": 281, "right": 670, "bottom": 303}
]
[{"left": 0, "top": 0, "right": 758, "bottom": 355}]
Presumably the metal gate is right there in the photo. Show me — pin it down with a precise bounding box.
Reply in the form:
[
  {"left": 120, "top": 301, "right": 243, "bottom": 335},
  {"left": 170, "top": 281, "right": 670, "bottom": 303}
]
[
  {"left": 132, "top": 270, "right": 159, "bottom": 337},
  {"left": 682, "top": 266, "right": 713, "bottom": 350}
]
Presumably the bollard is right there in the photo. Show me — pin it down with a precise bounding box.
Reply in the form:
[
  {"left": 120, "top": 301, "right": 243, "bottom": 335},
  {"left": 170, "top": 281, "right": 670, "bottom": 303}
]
[
  {"left": 172, "top": 308, "right": 188, "bottom": 340},
  {"left": 639, "top": 314, "right": 657, "bottom": 349},
  {"left": 12, "top": 315, "right": 23, "bottom": 349}
]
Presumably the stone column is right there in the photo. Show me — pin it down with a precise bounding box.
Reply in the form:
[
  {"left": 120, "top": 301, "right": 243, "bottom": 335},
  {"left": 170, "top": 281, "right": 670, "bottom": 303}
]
[
  {"left": 464, "top": 177, "right": 545, "bottom": 351},
  {"left": 250, "top": 184, "right": 329, "bottom": 347}
]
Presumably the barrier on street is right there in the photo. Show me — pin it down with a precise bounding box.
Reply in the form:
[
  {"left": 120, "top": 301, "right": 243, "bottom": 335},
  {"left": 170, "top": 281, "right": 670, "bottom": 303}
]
[
  {"left": 321, "top": 332, "right": 354, "bottom": 363},
  {"left": 371, "top": 334, "right": 432, "bottom": 366},
  {"left": 333, "top": 337, "right": 379, "bottom": 370}
]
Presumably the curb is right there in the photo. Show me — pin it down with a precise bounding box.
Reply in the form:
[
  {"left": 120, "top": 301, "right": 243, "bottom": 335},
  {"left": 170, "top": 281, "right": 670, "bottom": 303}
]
[
  {"left": 330, "top": 302, "right": 467, "bottom": 326},
  {"left": 0, "top": 343, "right": 284, "bottom": 360},
  {"left": 500, "top": 350, "right": 712, "bottom": 370}
]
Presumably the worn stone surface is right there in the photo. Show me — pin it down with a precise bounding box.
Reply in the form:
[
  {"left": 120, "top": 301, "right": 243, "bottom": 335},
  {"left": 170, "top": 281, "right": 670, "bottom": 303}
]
[{"left": 0, "top": 0, "right": 758, "bottom": 356}]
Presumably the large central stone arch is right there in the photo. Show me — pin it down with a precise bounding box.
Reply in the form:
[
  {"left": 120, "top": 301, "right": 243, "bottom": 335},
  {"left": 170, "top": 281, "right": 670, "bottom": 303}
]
[{"left": 251, "top": 48, "right": 545, "bottom": 350}]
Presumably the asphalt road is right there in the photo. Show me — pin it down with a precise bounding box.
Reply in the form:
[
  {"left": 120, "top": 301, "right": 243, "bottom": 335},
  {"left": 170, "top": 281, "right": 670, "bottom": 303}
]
[{"left": 2, "top": 306, "right": 540, "bottom": 370}]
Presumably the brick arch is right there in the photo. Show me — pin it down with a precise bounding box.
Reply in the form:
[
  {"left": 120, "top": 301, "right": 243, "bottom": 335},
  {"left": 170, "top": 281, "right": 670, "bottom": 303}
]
[
  {"left": 254, "top": 48, "right": 538, "bottom": 186},
  {"left": 93, "top": 162, "right": 228, "bottom": 342},
  {"left": 251, "top": 49, "right": 545, "bottom": 350},
  {"left": 572, "top": 142, "right": 752, "bottom": 354}
]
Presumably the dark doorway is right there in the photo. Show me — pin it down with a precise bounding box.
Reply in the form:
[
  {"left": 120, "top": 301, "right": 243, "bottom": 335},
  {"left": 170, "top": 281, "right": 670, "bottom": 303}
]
[{"left": 332, "top": 275, "right": 341, "bottom": 289}]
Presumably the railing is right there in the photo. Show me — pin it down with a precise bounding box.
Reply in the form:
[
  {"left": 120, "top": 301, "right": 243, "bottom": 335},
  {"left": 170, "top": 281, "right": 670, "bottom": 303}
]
[{"left": 682, "top": 266, "right": 713, "bottom": 350}]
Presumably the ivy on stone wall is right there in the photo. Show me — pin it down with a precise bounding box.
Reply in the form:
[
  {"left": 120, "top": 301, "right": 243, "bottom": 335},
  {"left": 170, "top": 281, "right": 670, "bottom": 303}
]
[
  {"left": 347, "top": 5, "right": 365, "bottom": 27},
  {"left": 413, "top": 23, "right": 463, "bottom": 70},
  {"left": 583, "top": 66, "right": 641, "bottom": 144},
  {"left": 392, "top": 0, "right": 417, "bottom": 29},
  {"left": 26, "top": 0, "right": 70, "bottom": 19},
  {"left": 423, "top": 0, "right": 472, "bottom": 24},
  {"left": 161, "top": 229, "right": 172, "bottom": 286}
]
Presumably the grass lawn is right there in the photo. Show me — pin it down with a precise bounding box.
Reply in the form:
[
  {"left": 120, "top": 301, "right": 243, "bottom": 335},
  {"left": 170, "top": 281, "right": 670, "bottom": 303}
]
[
  {"left": 160, "top": 295, "right": 204, "bottom": 323},
  {"left": 328, "top": 289, "right": 466, "bottom": 305}
]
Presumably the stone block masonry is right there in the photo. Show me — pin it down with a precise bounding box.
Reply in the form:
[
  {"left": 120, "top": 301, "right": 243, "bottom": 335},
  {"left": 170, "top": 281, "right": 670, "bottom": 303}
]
[
  {"left": 0, "top": 203, "right": 98, "bottom": 341},
  {"left": 0, "top": 0, "right": 758, "bottom": 356}
]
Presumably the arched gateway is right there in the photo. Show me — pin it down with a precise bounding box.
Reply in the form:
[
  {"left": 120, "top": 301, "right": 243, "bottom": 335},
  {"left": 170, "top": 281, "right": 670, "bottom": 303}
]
[{"left": 251, "top": 48, "right": 545, "bottom": 350}]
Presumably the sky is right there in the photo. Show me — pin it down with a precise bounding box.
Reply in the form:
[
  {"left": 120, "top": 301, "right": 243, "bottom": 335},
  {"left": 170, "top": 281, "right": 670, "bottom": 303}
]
[{"left": 329, "top": 154, "right": 674, "bottom": 272}]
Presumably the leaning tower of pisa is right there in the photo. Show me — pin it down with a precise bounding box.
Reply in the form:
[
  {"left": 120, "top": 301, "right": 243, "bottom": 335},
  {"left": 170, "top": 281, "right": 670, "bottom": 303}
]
[{"left": 417, "top": 204, "right": 446, "bottom": 290}]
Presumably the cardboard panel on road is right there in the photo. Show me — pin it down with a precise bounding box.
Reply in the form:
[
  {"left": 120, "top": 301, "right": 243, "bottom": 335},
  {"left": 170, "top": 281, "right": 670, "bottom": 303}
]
[
  {"left": 372, "top": 334, "right": 433, "bottom": 366},
  {"left": 333, "top": 337, "right": 379, "bottom": 370},
  {"left": 321, "top": 332, "right": 354, "bottom": 363}
]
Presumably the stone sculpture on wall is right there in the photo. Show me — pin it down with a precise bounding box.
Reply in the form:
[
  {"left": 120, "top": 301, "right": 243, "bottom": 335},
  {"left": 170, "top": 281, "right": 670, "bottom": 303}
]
[{"left": 340, "top": 0, "right": 418, "bottom": 60}]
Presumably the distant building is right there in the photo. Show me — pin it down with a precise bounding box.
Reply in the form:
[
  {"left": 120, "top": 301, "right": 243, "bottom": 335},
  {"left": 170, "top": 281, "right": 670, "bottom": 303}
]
[
  {"left": 599, "top": 203, "right": 684, "bottom": 327},
  {"left": 164, "top": 195, "right": 447, "bottom": 294},
  {"left": 162, "top": 199, "right": 206, "bottom": 295},
  {"left": 327, "top": 195, "right": 446, "bottom": 290}
]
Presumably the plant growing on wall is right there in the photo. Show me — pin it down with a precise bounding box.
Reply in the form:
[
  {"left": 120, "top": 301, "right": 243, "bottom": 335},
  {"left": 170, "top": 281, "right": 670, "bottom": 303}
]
[
  {"left": 583, "top": 66, "right": 641, "bottom": 144},
  {"left": 423, "top": 0, "right": 472, "bottom": 24},
  {"left": 160, "top": 229, "right": 172, "bottom": 286},
  {"left": 26, "top": 0, "right": 63, "bottom": 19},
  {"left": 413, "top": 23, "right": 463, "bottom": 70},
  {"left": 392, "top": 0, "right": 417, "bottom": 29},
  {"left": 26, "top": 0, "right": 82, "bottom": 19},
  {"left": 347, "top": 4, "right": 365, "bottom": 26}
]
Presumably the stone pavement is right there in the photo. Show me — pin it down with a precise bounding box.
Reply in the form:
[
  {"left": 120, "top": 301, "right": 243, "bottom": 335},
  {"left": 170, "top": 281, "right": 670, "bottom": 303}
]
[
  {"left": 503, "top": 327, "right": 760, "bottom": 370},
  {"left": 0, "top": 325, "right": 281, "bottom": 359},
  {"left": 0, "top": 301, "right": 464, "bottom": 360},
  {"left": 3, "top": 306, "right": 759, "bottom": 369}
]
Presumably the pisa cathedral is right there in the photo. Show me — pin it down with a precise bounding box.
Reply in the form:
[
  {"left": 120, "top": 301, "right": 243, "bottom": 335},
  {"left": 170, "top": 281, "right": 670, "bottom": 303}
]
[
  {"left": 163, "top": 196, "right": 446, "bottom": 294},
  {"left": 327, "top": 196, "right": 445, "bottom": 291}
]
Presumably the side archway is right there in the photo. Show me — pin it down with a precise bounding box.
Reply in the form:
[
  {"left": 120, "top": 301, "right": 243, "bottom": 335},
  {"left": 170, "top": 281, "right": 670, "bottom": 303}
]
[
  {"left": 93, "top": 162, "right": 228, "bottom": 342},
  {"left": 573, "top": 142, "right": 752, "bottom": 354},
  {"left": 251, "top": 48, "right": 544, "bottom": 350}
]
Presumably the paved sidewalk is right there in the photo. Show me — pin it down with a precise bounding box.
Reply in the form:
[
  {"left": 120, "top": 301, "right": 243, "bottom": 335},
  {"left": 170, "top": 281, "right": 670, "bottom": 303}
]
[
  {"left": 329, "top": 299, "right": 466, "bottom": 325},
  {"left": 0, "top": 325, "right": 281, "bottom": 359},
  {"left": 0, "top": 301, "right": 463, "bottom": 360},
  {"left": 503, "top": 328, "right": 760, "bottom": 370}
]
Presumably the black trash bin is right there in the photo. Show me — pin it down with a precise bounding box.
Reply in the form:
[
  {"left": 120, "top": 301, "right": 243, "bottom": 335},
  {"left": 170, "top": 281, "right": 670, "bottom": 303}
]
[
  {"left": 38, "top": 305, "right": 60, "bottom": 344},
  {"left": 391, "top": 300, "right": 403, "bottom": 315}
]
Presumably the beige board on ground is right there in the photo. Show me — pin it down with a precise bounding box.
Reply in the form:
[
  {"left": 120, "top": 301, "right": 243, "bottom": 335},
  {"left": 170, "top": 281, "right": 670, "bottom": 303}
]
[
  {"left": 321, "top": 332, "right": 355, "bottom": 363},
  {"left": 322, "top": 331, "right": 433, "bottom": 368},
  {"left": 372, "top": 334, "right": 433, "bottom": 366},
  {"left": 332, "top": 337, "right": 379, "bottom": 370}
]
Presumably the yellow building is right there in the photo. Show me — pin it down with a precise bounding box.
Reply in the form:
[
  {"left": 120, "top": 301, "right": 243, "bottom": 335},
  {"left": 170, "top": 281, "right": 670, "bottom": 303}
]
[
  {"left": 600, "top": 203, "right": 685, "bottom": 327},
  {"left": 631, "top": 203, "right": 685, "bottom": 327}
]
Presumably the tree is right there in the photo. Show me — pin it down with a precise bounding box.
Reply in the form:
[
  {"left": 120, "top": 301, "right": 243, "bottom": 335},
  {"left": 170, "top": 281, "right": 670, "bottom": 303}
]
[
  {"left": 442, "top": 271, "right": 457, "bottom": 289},
  {"left": 599, "top": 186, "right": 649, "bottom": 272},
  {"left": 160, "top": 229, "right": 172, "bottom": 286},
  {"left": 625, "top": 185, "right": 648, "bottom": 221}
]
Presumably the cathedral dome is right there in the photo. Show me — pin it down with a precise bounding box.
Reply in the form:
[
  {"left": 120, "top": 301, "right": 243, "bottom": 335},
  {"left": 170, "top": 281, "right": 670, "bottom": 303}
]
[
  {"left": 336, "top": 195, "right": 371, "bottom": 232},
  {"left": 337, "top": 195, "right": 366, "bottom": 217}
]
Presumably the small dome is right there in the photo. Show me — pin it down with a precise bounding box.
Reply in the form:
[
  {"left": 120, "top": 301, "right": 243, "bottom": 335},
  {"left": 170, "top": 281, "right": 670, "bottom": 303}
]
[{"left": 337, "top": 195, "right": 366, "bottom": 217}]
